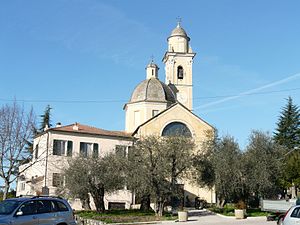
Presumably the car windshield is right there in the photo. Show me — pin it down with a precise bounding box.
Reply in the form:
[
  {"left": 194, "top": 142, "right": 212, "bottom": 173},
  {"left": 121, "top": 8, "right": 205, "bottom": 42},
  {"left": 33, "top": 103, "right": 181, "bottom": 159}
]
[{"left": 0, "top": 200, "right": 21, "bottom": 215}]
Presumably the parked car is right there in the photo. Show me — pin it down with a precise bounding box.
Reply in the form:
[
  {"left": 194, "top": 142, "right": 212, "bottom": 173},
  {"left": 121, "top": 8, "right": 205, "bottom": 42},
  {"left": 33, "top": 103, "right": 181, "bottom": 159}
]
[
  {"left": 282, "top": 205, "right": 300, "bottom": 225},
  {"left": 0, "top": 196, "right": 76, "bottom": 225},
  {"left": 261, "top": 198, "right": 297, "bottom": 225}
]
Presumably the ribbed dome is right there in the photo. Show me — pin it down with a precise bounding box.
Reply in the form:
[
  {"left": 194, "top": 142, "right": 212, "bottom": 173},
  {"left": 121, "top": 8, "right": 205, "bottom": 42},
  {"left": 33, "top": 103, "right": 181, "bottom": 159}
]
[
  {"left": 171, "top": 27, "right": 187, "bottom": 37},
  {"left": 130, "top": 78, "right": 176, "bottom": 103},
  {"left": 170, "top": 23, "right": 189, "bottom": 39}
]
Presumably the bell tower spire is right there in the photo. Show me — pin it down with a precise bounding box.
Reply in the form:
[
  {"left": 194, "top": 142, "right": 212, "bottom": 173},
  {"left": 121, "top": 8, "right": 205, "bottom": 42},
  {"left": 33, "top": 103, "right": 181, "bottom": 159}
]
[{"left": 163, "top": 22, "right": 196, "bottom": 110}]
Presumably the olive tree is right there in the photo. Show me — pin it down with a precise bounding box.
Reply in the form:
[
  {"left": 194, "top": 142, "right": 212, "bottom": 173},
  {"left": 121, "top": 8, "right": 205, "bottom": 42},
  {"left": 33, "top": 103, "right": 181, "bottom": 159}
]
[
  {"left": 127, "top": 135, "right": 195, "bottom": 217},
  {"left": 243, "top": 131, "right": 284, "bottom": 201},
  {"left": 195, "top": 135, "right": 243, "bottom": 207},
  {"left": 63, "top": 153, "right": 126, "bottom": 212}
]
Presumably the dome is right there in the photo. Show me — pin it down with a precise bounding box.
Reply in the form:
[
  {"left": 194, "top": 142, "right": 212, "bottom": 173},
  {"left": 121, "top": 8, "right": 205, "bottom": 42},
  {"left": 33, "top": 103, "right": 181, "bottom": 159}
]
[
  {"left": 170, "top": 23, "right": 190, "bottom": 40},
  {"left": 146, "top": 61, "right": 159, "bottom": 69},
  {"left": 129, "top": 78, "right": 176, "bottom": 104}
]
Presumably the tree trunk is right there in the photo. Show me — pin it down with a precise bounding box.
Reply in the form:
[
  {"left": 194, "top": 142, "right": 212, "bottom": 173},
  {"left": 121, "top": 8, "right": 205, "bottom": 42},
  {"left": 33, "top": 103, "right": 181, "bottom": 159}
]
[
  {"left": 155, "top": 198, "right": 165, "bottom": 217},
  {"left": 81, "top": 196, "right": 91, "bottom": 210},
  {"left": 217, "top": 197, "right": 226, "bottom": 208},
  {"left": 2, "top": 180, "right": 10, "bottom": 200},
  {"left": 140, "top": 194, "right": 151, "bottom": 211},
  {"left": 91, "top": 187, "right": 105, "bottom": 212}
]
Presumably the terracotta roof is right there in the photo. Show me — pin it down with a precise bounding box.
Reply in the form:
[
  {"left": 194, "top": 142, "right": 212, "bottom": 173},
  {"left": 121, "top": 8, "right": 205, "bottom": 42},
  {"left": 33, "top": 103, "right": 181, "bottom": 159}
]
[{"left": 46, "top": 123, "right": 132, "bottom": 139}]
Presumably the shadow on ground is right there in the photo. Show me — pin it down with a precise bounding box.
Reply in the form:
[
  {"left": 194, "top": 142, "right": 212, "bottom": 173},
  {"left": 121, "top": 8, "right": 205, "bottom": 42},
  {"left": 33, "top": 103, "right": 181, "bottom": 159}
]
[{"left": 187, "top": 209, "right": 215, "bottom": 217}]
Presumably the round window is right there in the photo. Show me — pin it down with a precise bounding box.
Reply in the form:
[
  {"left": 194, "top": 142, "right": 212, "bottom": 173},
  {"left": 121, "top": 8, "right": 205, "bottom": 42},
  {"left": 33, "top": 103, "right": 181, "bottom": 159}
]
[{"left": 162, "top": 122, "right": 192, "bottom": 137}]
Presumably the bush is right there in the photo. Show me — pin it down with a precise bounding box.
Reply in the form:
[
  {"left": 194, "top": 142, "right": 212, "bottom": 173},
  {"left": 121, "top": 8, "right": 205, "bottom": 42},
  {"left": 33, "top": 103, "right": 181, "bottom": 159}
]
[{"left": 235, "top": 200, "right": 247, "bottom": 209}]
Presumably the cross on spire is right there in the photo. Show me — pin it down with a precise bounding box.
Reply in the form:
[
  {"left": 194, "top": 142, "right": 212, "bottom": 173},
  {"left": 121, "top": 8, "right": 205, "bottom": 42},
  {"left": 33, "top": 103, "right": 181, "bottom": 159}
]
[
  {"left": 176, "top": 16, "right": 182, "bottom": 27},
  {"left": 150, "top": 55, "right": 154, "bottom": 63}
]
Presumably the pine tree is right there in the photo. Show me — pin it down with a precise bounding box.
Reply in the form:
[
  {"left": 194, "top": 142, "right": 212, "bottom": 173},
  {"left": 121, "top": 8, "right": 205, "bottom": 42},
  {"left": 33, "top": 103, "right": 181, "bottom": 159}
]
[
  {"left": 274, "top": 97, "right": 300, "bottom": 149},
  {"left": 39, "top": 105, "right": 52, "bottom": 131},
  {"left": 274, "top": 97, "right": 300, "bottom": 193}
]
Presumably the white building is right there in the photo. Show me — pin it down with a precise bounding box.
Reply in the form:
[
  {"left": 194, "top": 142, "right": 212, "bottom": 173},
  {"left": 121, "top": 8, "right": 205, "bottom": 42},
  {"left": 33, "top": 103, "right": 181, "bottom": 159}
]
[{"left": 17, "top": 123, "right": 133, "bottom": 209}]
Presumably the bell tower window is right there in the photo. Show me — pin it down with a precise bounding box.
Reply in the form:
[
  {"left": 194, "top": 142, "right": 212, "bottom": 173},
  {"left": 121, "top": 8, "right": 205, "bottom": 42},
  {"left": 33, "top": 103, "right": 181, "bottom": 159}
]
[{"left": 177, "top": 66, "right": 184, "bottom": 79}]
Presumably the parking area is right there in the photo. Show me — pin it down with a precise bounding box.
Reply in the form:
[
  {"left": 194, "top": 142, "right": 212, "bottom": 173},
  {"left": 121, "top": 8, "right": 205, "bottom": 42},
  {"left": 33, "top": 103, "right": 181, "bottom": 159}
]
[{"left": 162, "top": 210, "right": 277, "bottom": 225}]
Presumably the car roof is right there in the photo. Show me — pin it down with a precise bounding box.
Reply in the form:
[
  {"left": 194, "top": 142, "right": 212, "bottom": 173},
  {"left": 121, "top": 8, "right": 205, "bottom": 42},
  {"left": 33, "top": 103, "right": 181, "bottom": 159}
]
[{"left": 7, "top": 196, "right": 66, "bottom": 202}]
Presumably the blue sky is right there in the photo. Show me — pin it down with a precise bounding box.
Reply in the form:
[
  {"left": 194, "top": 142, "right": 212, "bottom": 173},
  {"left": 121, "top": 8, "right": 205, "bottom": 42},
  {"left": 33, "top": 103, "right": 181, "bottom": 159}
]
[{"left": 1, "top": 0, "right": 300, "bottom": 149}]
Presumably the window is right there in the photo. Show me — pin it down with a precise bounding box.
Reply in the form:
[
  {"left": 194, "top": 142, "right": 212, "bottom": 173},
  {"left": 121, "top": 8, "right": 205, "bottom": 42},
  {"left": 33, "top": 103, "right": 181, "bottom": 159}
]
[
  {"left": 162, "top": 122, "right": 192, "bottom": 137},
  {"left": 20, "top": 182, "right": 25, "bottom": 191},
  {"left": 93, "top": 143, "right": 99, "bottom": 158},
  {"left": 80, "top": 142, "right": 98, "bottom": 158},
  {"left": 152, "top": 110, "right": 159, "bottom": 117},
  {"left": 53, "top": 140, "right": 73, "bottom": 156},
  {"left": 35, "top": 144, "right": 39, "bottom": 159},
  {"left": 115, "top": 145, "right": 126, "bottom": 157},
  {"left": 53, "top": 140, "right": 66, "bottom": 156},
  {"left": 134, "top": 111, "right": 140, "bottom": 127},
  {"left": 56, "top": 201, "right": 69, "bottom": 212},
  {"left": 177, "top": 66, "right": 184, "bottom": 79},
  {"left": 37, "top": 200, "right": 52, "bottom": 214},
  {"left": 291, "top": 207, "right": 300, "bottom": 218},
  {"left": 67, "top": 141, "right": 73, "bottom": 156},
  {"left": 52, "top": 173, "right": 64, "bottom": 187},
  {"left": 18, "top": 200, "right": 37, "bottom": 216},
  {"left": 127, "top": 146, "right": 133, "bottom": 160}
]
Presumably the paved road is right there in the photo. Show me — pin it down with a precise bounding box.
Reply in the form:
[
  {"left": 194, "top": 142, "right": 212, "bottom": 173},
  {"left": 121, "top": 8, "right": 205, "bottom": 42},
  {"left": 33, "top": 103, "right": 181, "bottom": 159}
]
[{"left": 160, "top": 210, "right": 277, "bottom": 225}]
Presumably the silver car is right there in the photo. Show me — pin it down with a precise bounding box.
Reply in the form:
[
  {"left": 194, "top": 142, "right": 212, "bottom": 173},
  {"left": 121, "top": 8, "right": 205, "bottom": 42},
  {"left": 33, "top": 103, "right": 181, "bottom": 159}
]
[
  {"left": 282, "top": 205, "right": 300, "bottom": 225},
  {"left": 0, "top": 196, "right": 76, "bottom": 225}
]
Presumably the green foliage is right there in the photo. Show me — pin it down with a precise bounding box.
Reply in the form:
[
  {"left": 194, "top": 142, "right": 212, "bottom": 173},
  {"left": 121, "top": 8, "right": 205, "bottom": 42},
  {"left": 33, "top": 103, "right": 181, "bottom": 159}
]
[
  {"left": 126, "top": 135, "right": 195, "bottom": 216},
  {"left": 209, "top": 205, "right": 270, "bottom": 217},
  {"left": 284, "top": 150, "right": 300, "bottom": 187},
  {"left": 274, "top": 97, "right": 300, "bottom": 190},
  {"left": 198, "top": 136, "right": 243, "bottom": 206},
  {"left": 274, "top": 96, "right": 300, "bottom": 149},
  {"left": 197, "top": 131, "right": 284, "bottom": 206},
  {"left": 62, "top": 153, "right": 127, "bottom": 212},
  {"left": 39, "top": 105, "right": 52, "bottom": 131},
  {"left": 75, "top": 209, "right": 176, "bottom": 223},
  {"left": 243, "top": 131, "right": 284, "bottom": 199}
]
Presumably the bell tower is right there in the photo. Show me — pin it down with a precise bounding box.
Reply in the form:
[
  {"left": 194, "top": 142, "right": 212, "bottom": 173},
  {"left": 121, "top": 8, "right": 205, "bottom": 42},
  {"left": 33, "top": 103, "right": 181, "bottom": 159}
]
[{"left": 162, "top": 22, "right": 196, "bottom": 110}]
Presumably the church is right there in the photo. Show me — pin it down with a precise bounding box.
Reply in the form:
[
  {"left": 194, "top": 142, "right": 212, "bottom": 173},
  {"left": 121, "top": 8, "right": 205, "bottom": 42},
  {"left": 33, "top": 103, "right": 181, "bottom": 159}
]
[{"left": 16, "top": 22, "right": 215, "bottom": 209}]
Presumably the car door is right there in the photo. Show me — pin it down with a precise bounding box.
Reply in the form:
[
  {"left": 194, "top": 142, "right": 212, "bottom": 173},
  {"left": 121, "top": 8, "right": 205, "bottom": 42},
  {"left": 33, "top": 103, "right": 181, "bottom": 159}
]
[
  {"left": 288, "top": 206, "right": 300, "bottom": 225},
  {"left": 36, "top": 199, "right": 59, "bottom": 225},
  {"left": 11, "top": 200, "right": 38, "bottom": 225}
]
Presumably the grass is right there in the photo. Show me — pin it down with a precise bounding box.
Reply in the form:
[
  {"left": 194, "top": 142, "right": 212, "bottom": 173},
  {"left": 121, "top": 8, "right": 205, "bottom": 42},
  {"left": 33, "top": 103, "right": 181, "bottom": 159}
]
[
  {"left": 76, "top": 209, "right": 177, "bottom": 223},
  {"left": 209, "top": 206, "right": 270, "bottom": 217}
]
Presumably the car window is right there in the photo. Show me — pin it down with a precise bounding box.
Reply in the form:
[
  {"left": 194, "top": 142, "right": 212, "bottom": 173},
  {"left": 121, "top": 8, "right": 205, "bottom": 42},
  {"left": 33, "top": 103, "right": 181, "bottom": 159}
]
[
  {"left": 291, "top": 207, "right": 300, "bottom": 218},
  {"left": 17, "top": 200, "right": 37, "bottom": 216},
  {"left": 0, "top": 200, "right": 20, "bottom": 215},
  {"left": 50, "top": 200, "right": 59, "bottom": 212},
  {"left": 56, "top": 201, "right": 69, "bottom": 212},
  {"left": 37, "top": 200, "right": 52, "bottom": 214}
]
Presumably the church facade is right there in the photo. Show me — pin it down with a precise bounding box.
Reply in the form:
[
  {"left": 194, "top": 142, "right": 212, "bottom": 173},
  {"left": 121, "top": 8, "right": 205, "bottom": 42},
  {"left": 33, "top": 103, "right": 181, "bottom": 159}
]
[{"left": 17, "top": 23, "right": 215, "bottom": 209}]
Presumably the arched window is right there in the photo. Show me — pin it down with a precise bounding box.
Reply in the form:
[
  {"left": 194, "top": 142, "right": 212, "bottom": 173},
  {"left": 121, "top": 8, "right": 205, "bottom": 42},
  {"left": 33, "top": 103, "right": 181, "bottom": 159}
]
[
  {"left": 177, "top": 66, "right": 184, "bottom": 79},
  {"left": 162, "top": 122, "right": 192, "bottom": 137}
]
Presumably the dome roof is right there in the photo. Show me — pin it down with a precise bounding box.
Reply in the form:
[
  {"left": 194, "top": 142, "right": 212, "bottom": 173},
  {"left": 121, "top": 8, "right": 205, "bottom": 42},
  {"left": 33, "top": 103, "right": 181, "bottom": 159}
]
[
  {"left": 170, "top": 23, "right": 189, "bottom": 39},
  {"left": 146, "top": 61, "right": 159, "bottom": 69},
  {"left": 129, "top": 78, "right": 176, "bottom": 104}
]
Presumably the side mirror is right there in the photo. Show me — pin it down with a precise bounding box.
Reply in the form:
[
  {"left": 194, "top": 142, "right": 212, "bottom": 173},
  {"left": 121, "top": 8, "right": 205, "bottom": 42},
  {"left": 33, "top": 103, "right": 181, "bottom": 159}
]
[{"left": 16, "top": 211, "right": 23, "bottom": 216}]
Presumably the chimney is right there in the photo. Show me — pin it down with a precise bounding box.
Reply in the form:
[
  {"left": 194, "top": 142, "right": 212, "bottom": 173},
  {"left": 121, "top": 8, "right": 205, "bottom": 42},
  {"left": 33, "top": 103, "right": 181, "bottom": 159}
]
[
  {"left": 73, "top": 122, "right": 79, "bottom": 131},
  {"left": 43, "top": 124, "right": 49, "bottom": 131},
  {"left": 56, "top": 122, "right": 62, "bottom": 128}
]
